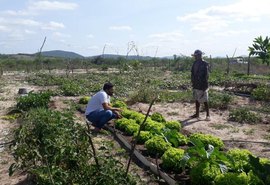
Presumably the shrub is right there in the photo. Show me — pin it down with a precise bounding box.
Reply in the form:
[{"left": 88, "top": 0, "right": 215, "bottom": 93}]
[
  {"left": 133, "top": 131, "right": 152, "bottom": 144},
  {"left": 60, "top": 81, "right": 86, "bottom": 96},
  {"left": 229, "top": 108, "right": 262, "bottom": 124},
  {"left": 190, "top": 162, "right": 222, "bottom": 185},
  {"left": 251, "top": 85, "right": 270, "bottom": 101},
  {"left": 115, "top": 118, "right": 135, "bottom": 130},
  {"left": 10, "top": 108, "right": 138, "bottom": 185},
  {"left": 189, "top": 133, "right": 224, "bottom": 149},
  {"left": 165, "top": 120, "right": 181, "bottom": 131},
  {"left": 209, "top": 90, "right": 233, "bottom": 109},
  {"left": 227, "top": 148, "right": 253, "bottom": 171},
  {"left": 145, "top": 136, "right": 171, "bottom": 156},
  {"left": 124, "top": 123, "right": 140, "bottom": 135},
  {"left": 161, "top": 147, "right": 185, "bottom": 171},
  {"left": 16, "top": 91, "right": 51, "bottom": 111},
  {"left": 144, "top": 120, "right": 165, "bottom": 134},
  {"left": 78, "top": 96, "right": 90, "bottom": 104},
  {"left": 111, "top": 99, "right": 127, "bottom": 109},
  {"left": 214, "top": 172, "right": 250, "bottom": 185},
  {"left": 151, "top": 112, "right": 166, "bottom": 123},
  {"left": 163, "top": 129, "right": 188, "bottom": 147}
]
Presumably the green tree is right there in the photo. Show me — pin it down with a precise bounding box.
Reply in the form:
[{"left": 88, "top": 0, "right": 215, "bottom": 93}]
[{"left": 248, "top": 36, "right": 270, "bottom": 66}]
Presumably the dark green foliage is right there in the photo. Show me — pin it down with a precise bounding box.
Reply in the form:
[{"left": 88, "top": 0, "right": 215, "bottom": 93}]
[
  {"left": 163, "top": 129, "right": 188, "bottom": 147},
  {"left": 249, "top": 155, "right": 270, "bottom": 185},
  {"left": 229, "top": 108, "right": 262, "bottom": 124},
  {"left": 190, "top": 162, "right": 222, "bottom": 185},
  {"left": 16, "top": 91, "right": 51, "bottom": 111}
]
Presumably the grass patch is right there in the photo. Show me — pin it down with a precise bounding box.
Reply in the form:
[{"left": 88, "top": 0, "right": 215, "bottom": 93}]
[{"left": 210, "top": 123, "right": 231, "bottom": 130}]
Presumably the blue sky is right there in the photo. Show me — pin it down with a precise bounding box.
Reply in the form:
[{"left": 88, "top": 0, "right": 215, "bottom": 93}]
[{"left": 0, "top": 0, "right": 269, "bottom": 57}]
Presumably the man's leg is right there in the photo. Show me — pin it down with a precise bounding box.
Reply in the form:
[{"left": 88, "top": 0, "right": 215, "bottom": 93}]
[
  {"left": 196, "top": 101, "right": 200, "bottom": 117},
  {"left": 204, "top": 102, "right": 209, "bottom": 117},
  {"left": 98, "top": 110, "right": 116, "bottom": 128}
]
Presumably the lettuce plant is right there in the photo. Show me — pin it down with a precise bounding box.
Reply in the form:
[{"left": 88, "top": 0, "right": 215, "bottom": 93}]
[
  {"left": 161, "top": 147, "right": 185, "bottom": 171},
  {"left": 145, "top": 136, "right": 171, "bottom": 156}
]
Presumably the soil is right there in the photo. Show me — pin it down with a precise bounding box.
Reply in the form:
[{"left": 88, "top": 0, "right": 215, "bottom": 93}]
[{"left": 0, "top": 72, "right": 270, "bottom": 185}]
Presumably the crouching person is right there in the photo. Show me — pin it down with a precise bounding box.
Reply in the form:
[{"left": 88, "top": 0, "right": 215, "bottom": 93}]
[{"left": 85, "top": 82, "right": 122, "bottom": 132}]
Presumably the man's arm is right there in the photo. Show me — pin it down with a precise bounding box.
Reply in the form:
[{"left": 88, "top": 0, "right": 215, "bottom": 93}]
[{"left": 102, "top": 103, "right": 122, "bottom": 118}]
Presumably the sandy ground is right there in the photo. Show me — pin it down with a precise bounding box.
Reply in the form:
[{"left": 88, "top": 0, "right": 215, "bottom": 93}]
[{"left": 0, "top": 72, "right": 270, "bottom": 185}]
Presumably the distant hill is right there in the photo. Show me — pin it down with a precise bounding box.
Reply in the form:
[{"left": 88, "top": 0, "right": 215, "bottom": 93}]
[
  {"left": 89, "top": 54, "right": 153, "bottom": 60},
  {"left": 40, "top": 50, "right": 84, "bottom": 59}
]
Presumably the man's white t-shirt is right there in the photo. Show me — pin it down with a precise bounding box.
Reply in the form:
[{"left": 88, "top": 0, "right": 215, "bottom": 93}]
[{"left": 85, "top": 90, "right": 110, "bottom": 116}]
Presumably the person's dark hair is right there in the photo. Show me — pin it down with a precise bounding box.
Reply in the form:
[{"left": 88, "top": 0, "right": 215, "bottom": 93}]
[{"left": 103, "top": 82, "right": 114, "bottom": 91}]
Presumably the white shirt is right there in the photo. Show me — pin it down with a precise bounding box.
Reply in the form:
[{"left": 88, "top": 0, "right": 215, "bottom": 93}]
[{"left": 85, "top": 90, "right": 110, "bottom": 115}]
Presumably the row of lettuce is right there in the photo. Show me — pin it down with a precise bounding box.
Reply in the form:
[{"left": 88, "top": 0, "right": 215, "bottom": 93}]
[{"left": 112, "top": 100, "right": 270, "bottom": 185}]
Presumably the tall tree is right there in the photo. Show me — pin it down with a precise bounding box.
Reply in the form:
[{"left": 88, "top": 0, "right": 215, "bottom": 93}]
[{"left": 248, "top": 36, "right": 270, "bottom": 66}]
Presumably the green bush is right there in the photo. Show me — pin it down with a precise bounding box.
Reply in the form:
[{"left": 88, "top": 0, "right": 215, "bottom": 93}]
[
  {"left": 214, "top": 172, "right": 250, "bottom": 185},
  {"left": 163, "top": 129, "right": 188, "bottom": 147},
  {"left": 251, "top": 85, "right": 270, "bottom": 101},
  {"left": 229, "top": 108, "right": 262, "bottom": 124},
  {"left": 78, "top": 96, "right": 90, "bottom": 104},
  {"left": 125, "top": 123, "right": 140, "bottom": 135},
  {"left": 209, "top": 90, "right": 233, "bottom": 109},
  {"left": 10, "top": 108, "right": 137, "bottom": 185},
  {"left": 227, "top": 148, "right": 254, "bottom": 171},
  {"left": 189, "top": 133, "right": 224, "bottom": 149},
  {"left": 151, "top": 112, "right": 166, "bottom": 123},
  {"left": 111, "top": 99, "right": 127, "bottom": 109},
  {"left": 16, "top": 91, "right": 51, "bottom": 111},
  {"left": 190, "top": 162, "right": 222, "bottom": 185},
  {"left": 165, "top": 120, "right": 181, "bottom": 131},
  {"left": 145, "top": 136, "right": 171, "bottom": 156},
  {"left": 144, "top": 120, "right": 165, "bottom": 134},
  {"left": 60, "top": 81, "right": 86, "bottom": 96},
  {"left": 161, "top": 147, "right": 185, "bottom": 171},
  {"left": 133, "top": 131, "right": 152, "bottom": 144}
]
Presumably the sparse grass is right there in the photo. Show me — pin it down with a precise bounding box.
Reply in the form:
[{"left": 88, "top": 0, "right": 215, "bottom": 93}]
[
  {"left": 263, "top": 134, "right": 270, "bottom": 141},
  {"left": 167, "top": 111, "right": 179, "bottom": 116},
  {"left": 210, "top": 123, "right": 231, "bottom": 130},
  {"left": 243, "top": 128, "right": 255, "bottom": 135},
  {"left": 230, "top": 127, "right": 240, "bottom": 133}
]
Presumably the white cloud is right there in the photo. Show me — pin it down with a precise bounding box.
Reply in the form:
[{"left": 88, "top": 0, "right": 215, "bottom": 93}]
[
  {"left": 42, "top": 21, "right": 65, "bottom": 30},
  {"left": 29, "top": 1, "right": 78, "bottom": 11},
  {"left": 177, "top": 0, "right": 270, "bottom": 32},
  {"left": 53, "top": 32, "right": 71, "bottom": 38},
  {"left": 0, "top": 25, "right": 10, "bottom": 32},
  {"left": 87, "top": 34, "right": 94, "bottom": 38},
  {"left": 149, "top": 31, "right": 183, "bottom": 42},
  {"left": 214, "top": 30, "right": 249, "bottom": 37},
  {"left": 24, "top": 29, "right": 36, "bottom": 34},
  {"left": 109, "top": 26, "right": 132, "bottom": 31}
]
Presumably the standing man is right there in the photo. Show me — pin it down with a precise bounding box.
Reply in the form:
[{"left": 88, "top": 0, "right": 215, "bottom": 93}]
[
  {"left": 85, "top": 82, "right": 122, "bottom": 132},
  {"left": 190, "top": 49, "right": 211, "bottom": 121}
]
